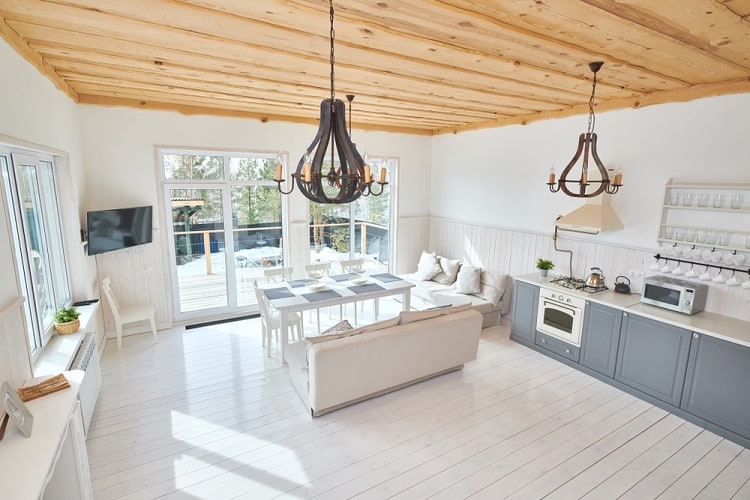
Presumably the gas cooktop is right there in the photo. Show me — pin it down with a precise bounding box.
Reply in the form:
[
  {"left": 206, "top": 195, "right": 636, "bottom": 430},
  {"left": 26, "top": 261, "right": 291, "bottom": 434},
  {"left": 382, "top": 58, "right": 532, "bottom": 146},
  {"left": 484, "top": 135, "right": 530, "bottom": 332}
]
[{"left": 549, "top": 276, "right": 608, "bottom": 294}]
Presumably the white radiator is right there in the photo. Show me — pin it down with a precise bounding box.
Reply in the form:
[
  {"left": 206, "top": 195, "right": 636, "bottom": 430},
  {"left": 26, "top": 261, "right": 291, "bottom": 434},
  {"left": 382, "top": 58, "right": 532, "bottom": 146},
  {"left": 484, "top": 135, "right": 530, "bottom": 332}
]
[{"left": 70, "top": 333, "right": 102, "bottom": 435}]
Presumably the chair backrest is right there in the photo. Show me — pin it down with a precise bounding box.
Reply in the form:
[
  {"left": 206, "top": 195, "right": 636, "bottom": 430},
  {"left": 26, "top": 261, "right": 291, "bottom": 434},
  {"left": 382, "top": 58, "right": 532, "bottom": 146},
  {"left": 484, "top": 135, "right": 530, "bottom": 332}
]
[
  {"left": 305, "top": 262, "right": 330, "bottom": 279},
  {"left": 252, "top": 280, "right": 273, "bottom": 326},
  {"left": 264, "top": 267, "right": 293, "bottom": 283},
  {"left": 340, "top": 258, "right": 365, "bottom": 273},
  {"left": 100, "top": 276, "right": 122, "bottom": 321}
]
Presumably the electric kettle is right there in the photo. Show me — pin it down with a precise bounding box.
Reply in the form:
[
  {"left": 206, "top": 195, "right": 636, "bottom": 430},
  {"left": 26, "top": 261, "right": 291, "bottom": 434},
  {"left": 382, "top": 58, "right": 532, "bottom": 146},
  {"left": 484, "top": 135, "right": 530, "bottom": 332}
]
[{"left": 585, "top": 267, "right": 606, "bottom": 288}]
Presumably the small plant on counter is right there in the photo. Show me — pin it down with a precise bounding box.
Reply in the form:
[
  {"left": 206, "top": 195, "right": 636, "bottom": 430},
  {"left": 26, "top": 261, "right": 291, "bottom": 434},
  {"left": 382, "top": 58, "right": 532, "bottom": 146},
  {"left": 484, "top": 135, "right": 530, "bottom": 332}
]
[
  {"left": 536, "top": 258, "right": 554, "bottom": 271},
  {"left": 53, "top": 306, "right": 81, "bottom": 334}
]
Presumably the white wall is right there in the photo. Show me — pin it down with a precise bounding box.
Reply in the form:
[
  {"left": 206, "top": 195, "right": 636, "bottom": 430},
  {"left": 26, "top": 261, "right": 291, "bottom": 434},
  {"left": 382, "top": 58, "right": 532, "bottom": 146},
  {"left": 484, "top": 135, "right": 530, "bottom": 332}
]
[
  {"left": 431, "top": 94, "right": 750, "bottom": 248},
  {"left": 77, "top": 105, "right": 432, "bottom": 328},
  {"left": 0, "top": 39, "right": 89, "bottom": 384}
]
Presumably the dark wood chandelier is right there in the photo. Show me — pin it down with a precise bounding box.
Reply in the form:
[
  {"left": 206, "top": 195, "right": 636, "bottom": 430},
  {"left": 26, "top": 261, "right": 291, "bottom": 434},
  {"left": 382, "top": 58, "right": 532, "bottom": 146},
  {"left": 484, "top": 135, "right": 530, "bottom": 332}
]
[
  {"left": 547, "top": 62, "right": 623, "bottom": 198},
  {"left": 273, "top": 0, "right": 388, "bottom": 204}
]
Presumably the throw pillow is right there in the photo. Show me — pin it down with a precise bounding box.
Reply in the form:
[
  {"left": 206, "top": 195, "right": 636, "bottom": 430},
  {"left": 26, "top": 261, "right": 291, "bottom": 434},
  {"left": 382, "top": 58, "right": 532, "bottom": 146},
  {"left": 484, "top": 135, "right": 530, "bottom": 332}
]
[
  {"left": 398, "top": 303, "right": 472, "bottom": 325},
  {"left": 455, "top": 265, "right": 481, "bottom": 294},
  {"left": 415, "top": 250, "right": 442, "bottom": 281},
  {"left": 432, "top": 256, "right": 462, "bottom": 285},
  {"left": 475, "top": 271, "right": 509, "bottom": 306},
  {"left": 305, "top": 319, "right": 354, "bottom": 345}
]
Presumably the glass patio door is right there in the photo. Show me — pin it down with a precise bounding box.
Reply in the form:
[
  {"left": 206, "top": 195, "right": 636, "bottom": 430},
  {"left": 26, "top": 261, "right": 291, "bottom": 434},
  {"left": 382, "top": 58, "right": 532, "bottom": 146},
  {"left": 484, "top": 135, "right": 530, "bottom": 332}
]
[{"left": 161, "top": 150, "right": 286, "bottom": 320}]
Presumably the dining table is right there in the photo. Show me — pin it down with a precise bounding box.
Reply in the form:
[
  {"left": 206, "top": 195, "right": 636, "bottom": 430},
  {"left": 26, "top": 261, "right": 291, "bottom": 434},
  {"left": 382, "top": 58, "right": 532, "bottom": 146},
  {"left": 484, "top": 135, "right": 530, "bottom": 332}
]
[{"left": 259, "top": 271, "right": 414, "bottom": 361}]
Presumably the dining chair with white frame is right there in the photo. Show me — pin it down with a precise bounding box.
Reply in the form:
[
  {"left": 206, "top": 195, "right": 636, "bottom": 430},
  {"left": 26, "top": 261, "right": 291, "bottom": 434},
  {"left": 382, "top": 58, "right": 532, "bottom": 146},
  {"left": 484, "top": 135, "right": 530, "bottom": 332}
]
[
  {"left": 264, "top": 266, "right": 293, "bottom": 283},
  {"left": 253, "top": 280, "right": 302, "bottom": 357}
]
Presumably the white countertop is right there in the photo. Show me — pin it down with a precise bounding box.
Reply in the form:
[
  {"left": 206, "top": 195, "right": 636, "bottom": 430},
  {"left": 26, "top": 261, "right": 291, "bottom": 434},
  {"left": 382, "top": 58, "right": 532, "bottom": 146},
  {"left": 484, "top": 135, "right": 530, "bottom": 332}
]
[{"left": 515, "top": 273, "right": 750, "bottom": 348}]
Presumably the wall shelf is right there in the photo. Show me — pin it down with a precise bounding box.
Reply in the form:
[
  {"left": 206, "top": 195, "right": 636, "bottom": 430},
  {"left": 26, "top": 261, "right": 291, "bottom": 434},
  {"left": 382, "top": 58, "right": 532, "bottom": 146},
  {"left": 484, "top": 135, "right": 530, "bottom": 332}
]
[{"left": 659, "top": 180, "right": 750, "bottom": 254}]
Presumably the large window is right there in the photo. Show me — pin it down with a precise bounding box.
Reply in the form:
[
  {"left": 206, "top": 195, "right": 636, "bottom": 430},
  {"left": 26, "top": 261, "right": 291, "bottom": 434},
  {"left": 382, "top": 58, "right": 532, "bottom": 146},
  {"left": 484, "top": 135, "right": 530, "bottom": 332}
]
[
  {"left": 1, "top": 150, "right": 71, "bottom": 355},
  {"left": 309, "top": 156, "right": 395, "bottom": 271}
]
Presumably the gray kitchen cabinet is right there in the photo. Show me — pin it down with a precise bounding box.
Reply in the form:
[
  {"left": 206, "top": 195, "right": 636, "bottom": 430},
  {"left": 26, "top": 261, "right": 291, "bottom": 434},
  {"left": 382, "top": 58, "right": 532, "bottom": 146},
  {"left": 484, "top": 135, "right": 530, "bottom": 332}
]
[
  {"left": 615, "top": 312, "right": 692, "bottom": 407},
  {"left": 580, "top": 301, "right": 622, "bottom": 378},
  {"left": 681, "top": 333, "right": 750, "bottom": 440},
  {"left": 510, "top": 280, "right": 538, "bottom": 344},
  {"left": 536, "top": 330, "right": 580, "bottom": 362}
]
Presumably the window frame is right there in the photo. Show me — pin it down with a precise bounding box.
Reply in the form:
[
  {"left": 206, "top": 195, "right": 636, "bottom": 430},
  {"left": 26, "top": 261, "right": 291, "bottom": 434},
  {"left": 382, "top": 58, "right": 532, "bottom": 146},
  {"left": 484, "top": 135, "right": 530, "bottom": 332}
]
[{"left": 1, "top": 148, "right": 72, "bottom": 357}]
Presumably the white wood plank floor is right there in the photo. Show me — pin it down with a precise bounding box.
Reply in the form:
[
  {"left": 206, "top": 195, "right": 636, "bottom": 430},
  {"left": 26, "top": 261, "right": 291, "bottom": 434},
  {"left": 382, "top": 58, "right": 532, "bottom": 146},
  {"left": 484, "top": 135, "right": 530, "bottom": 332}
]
[{"left": 87, "top": 304, "right": 750, "bottom": 499}]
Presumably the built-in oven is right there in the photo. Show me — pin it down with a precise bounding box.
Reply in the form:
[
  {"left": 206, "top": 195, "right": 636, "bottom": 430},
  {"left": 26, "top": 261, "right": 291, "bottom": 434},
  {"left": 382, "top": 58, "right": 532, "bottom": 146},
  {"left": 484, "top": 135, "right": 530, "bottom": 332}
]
[{"left": 536, "top": 287, "right": 587, "bottom": 347}]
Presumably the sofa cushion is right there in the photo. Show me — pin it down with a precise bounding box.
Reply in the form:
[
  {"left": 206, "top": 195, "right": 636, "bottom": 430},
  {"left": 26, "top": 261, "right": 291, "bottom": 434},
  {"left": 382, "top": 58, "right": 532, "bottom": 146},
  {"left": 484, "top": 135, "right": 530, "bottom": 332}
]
[
  {"left": 398, "top": 302, "right": 472, "bottom": 325},
  {"left": 345, "top": 316, "right": 401, "bottom": 338},
  {"left": 415, "top": 250, "right": 442, "bottom": 281},
  {"left": 433, "top": 256, "right": 461, "bottom": 285},
  {"left": 476, "top": 270, "right": 508, "bottom": 307},
  {"left": 455, "top": 265, "right": 481, "bottom": 294}
]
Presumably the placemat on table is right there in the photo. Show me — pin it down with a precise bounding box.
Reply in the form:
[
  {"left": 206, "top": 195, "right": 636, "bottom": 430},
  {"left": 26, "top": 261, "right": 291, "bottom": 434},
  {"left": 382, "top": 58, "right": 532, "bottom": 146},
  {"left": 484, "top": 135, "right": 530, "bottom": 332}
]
[
  {"left": 370, "top": 273, "right": 402, "bottom": 283},
  {"left": 287, "top": 279, "right": 315, "bottom": 288},
  {"left": 263, "top": 287, "right": 295, "bottom": 300},
  {"left": 302, "top": 289, "right": 342, "bottom": 302},
  {"left": 329, "top": 273, "right": 357, "bottom": 282},
  {"left": 348, "top": 283, "right": 385, "bottom": 294}
]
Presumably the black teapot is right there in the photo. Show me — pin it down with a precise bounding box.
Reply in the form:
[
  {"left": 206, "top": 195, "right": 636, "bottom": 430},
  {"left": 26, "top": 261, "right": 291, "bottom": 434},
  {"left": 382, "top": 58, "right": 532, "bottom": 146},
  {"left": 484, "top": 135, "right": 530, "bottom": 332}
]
[{"left": 614, "top": 275, "right": 631, "bottom": 294}]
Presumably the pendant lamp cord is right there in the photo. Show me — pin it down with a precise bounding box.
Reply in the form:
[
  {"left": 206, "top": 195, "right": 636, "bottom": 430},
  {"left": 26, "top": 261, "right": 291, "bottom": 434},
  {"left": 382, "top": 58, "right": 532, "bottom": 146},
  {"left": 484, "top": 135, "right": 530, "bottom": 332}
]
[{"left": 586, "top": 69, "right": 597, "bottom": 135}]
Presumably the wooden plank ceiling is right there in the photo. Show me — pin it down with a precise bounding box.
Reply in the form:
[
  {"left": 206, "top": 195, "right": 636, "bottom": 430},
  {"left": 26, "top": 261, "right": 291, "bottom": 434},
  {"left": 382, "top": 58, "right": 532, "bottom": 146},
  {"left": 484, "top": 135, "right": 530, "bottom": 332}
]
[{"left": 1, "top": 0, "right": 749, "bottom": 135}]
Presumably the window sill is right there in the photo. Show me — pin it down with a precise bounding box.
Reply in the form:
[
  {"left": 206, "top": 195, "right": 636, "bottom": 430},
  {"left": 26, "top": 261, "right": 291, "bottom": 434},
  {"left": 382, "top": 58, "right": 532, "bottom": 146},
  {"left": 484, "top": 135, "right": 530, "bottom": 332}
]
[{"left": 33, "top": 302, "right": 99, "bottom": 377}]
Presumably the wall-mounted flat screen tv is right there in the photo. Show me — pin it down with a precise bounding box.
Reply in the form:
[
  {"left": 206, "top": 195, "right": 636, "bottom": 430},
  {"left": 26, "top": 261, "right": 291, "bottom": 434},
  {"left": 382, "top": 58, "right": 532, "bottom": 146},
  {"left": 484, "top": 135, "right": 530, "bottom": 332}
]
[{"left": 87, "top": 205, "right": 153, "bottom": 256}]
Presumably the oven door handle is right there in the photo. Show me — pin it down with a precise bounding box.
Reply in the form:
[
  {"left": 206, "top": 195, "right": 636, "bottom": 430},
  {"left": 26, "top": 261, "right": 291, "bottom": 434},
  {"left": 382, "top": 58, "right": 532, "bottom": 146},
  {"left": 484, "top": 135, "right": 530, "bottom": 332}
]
[{"left": 542, "top": 299, "right": 579, "bottom": 315}]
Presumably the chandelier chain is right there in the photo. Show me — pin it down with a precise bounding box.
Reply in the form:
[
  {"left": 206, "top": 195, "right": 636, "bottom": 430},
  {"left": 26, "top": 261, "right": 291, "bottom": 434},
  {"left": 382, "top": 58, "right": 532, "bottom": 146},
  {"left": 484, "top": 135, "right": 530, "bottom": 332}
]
[{"left": 329, "top": 0, "right": 335, "bottom": 104}]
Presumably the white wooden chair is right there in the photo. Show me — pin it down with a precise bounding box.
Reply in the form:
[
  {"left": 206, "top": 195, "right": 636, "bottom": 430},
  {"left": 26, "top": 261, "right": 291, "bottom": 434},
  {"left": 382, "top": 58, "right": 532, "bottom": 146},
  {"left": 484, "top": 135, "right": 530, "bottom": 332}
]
[
  {"left": 305, "top": 262, "right": 332, "bottom": 333},
  {"left": 263, "top": 266, "right": 293, "bottom": 283},
  {"left": 253, "top": 281, "right": 302, "bottom": 357},
  {"left": 100, "top": 276, "right": 158, "bottom": 350},
  {"left": 339, "top": 257, "right": 378, "bottom": 322}
]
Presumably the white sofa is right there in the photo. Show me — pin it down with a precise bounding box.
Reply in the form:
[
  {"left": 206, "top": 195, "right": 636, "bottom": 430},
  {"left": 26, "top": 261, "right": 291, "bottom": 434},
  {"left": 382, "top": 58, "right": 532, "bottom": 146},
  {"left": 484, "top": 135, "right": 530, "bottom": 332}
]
[
  {"left": 286, "top": 306, "right": 483, "bottom": 416},
  {"left": 397, "top": 252, "right": 511, "bottom": 327}
]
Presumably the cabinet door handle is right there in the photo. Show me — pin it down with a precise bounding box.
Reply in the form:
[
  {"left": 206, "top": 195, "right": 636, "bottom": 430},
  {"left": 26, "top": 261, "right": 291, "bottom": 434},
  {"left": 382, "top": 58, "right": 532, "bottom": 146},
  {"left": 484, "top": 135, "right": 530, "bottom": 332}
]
[
  {"left": 565, "top": 349, "right": 571, "bottom": 354},
  {"left": 693, "top": 332, "right": 699, "bottom": 339},
  {"left": 542, "top": 338, "right": 547, "bottom": 343},
  {"left": 623, "top": 312, "right": 628, "bottom": 317}
]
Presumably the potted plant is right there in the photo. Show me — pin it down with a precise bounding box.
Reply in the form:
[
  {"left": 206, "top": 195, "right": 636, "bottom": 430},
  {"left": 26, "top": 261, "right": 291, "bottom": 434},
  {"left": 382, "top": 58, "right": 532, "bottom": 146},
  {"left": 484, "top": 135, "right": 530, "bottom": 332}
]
[
  {"left": 536, "top": 258, "right": 554, "bottom": 278},
  {"left": 54, "top": 306, "right": 81, "bottom": 335}
]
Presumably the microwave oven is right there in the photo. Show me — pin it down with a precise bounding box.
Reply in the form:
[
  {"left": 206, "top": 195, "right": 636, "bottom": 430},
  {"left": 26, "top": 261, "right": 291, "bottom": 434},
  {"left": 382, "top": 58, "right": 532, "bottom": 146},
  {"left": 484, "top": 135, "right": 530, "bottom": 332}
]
[{"left": 641, "top": 276, "right": 707, "bottom": 315}]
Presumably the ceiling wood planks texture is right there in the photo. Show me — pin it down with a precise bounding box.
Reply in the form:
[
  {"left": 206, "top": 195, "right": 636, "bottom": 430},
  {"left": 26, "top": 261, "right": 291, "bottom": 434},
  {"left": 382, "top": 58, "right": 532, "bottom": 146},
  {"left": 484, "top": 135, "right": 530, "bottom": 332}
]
[{"left": 0, "top": 0, "right": 748, "bottom": 135}]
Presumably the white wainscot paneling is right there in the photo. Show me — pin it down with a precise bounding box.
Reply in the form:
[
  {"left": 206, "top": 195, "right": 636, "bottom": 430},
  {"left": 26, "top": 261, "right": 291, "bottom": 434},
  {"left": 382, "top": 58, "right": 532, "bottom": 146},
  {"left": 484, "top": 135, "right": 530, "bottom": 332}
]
[
  {"left": 94, "top": 242, "right": 170, "bottom": 341},
  {"left": 426, "top": 217, "right": 749, "bottom": 322},
  {"left": 0, "top": 297, "right": 32, "bottom": 387}
]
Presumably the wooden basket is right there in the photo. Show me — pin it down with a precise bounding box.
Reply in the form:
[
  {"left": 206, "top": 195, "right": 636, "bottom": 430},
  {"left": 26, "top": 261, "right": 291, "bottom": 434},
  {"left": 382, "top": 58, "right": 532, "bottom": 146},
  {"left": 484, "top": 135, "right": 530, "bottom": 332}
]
[{"left": 54, "top": 318, "right": 80, "bottom": 335}]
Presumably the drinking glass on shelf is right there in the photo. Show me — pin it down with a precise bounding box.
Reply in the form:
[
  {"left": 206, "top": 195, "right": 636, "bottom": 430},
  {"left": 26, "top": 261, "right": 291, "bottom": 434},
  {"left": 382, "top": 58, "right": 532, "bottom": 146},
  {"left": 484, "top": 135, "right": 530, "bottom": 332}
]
[
  {"left": 696, "top": 229, "right": 706, "bottom": 243},
  {"left": 731, "top": 194, "right": 743, "bottom": 209},
  {"left": 674, "top": 227, "right": 685, "bottom": 241},
  {"left": 706, "top": 230, "right": 717, "bottom": 244},
  {"left": 685, "top": 228, "right": 696, "bottom": 242},
  {"left": 697, "top": 193, "right": 710, "bottom": 207},
  {"left": 746, "top": 235, "right": 750, "bottom": 250},
  {"left": 719, "top": 232, "right": 731, "bottom": 246},
  {"left": 713, "top": 194, "right": 725, "bottom": 208},
  {"left": 670, "top": 192, "right": 680, "bottom": 206},
  {"left": 664, "top": 226, "right": 674, "bottom": 239},
  {"left": 682, "top": 193, "right": 693, "bottom": 206}
]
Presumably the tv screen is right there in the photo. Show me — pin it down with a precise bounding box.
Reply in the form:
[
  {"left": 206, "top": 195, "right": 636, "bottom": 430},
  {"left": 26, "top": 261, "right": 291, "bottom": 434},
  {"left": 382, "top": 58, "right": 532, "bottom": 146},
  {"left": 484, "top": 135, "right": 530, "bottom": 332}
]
[{"left": 87, "top": 205, "right": 153, "bottom": 256}]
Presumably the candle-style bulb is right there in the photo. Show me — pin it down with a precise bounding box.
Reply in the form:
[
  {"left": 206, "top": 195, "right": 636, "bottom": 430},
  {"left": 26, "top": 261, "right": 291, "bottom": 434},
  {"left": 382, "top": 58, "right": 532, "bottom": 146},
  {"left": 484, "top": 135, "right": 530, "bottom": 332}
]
[{"left": 548, "top": 167, "right": 556, "bottom": 184}]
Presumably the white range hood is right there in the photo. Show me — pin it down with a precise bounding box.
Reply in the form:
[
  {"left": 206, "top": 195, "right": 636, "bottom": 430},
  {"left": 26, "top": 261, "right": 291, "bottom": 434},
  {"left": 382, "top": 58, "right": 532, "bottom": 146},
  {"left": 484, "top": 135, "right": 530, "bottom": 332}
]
[{"left": 554, "top": 194, "right": 623, "bottom": 234}]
